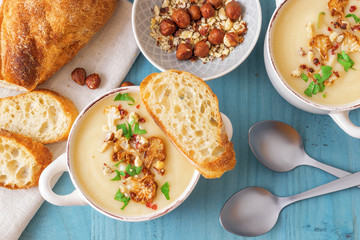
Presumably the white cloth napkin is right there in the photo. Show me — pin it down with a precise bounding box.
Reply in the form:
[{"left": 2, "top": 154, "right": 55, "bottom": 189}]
[{"left": 0, "top": 0, "right": 139, "bottom": 239}]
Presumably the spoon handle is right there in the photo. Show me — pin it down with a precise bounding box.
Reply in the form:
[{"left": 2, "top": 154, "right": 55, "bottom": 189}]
[
  {"left": 283, "top": 171, "right": 360, "bottom": 206},
  {"left": 304, "top": 155, "right": 360, "bottom": 188}
]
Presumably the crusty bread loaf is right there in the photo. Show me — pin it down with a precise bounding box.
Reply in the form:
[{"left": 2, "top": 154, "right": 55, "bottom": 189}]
[
  {"left": 0, "top": 129, "right": 52, "bottom": 189},
  {"left": 0, "top": 89, "right": 79, "bottom": 144},
  {"left": 140, "top": 70, "right": 236, "bottom": 178},
  {"left": 0, "top": 0, "right": 118, "bottom": 91}
]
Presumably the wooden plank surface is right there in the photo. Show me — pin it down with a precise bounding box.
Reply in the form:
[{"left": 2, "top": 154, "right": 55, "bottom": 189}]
[{"left": 20, "top": 0, "right": 360, "bottom": 239}]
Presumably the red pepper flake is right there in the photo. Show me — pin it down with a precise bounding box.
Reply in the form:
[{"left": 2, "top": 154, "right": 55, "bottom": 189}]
[
  {"left": 350, "top": 5, "right": 357, "bottom": 12},
  {"left": 117, "top": 104, "right": 122, "bottom": 111},
  {"left": 331, "top": 44, "right": 339, "bottom": 55},
  {"left": 146, "top": 202, "right": 158, "bottom": 210},
  {"left": 328, "top": 27, "right": 332, "bottom": 31},
  {"left": 333, "top": 71, "right": 340, "bottom": 78},
  {"left": 136, "top": 104, "right": 140, "bottom": 109},
  {"left": 139, "top": 118, "right": 146, "bottom": 123},
  {"left": 353, "top": 25, "right": 360, "bottom": 31},
  {"left": 313, "top": 58, "right": 320, "bottom": 66},
  {"left": 300, "top": 64, "right": 307, "bottom": 69},
  {"left": 308, "top": 68, "right": 314, "bottom": 73},
  {"left": 125, "top": 173, "right": 130, "bottom": 179}
]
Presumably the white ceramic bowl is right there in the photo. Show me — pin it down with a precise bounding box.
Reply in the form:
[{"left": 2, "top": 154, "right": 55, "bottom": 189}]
[
  {"left": 39, "top": 86, "right": 234, "bottom": 222},
  {"left": 264, "top": 0, "right": 360, "bottom": 138},
  {"left": 132, "top": 0, "right": 262, "bottom": 80}
]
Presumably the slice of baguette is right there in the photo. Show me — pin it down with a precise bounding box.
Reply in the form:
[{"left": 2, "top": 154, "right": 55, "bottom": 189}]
[
  {"left": 0, "top": 89, "right": 79, "bottom": 144},
  {"left": 140, "top": 70, "right": 236, "bottom": 178},
  {"left": 0, "top": 129, "right": 53, "bottom": 189}
]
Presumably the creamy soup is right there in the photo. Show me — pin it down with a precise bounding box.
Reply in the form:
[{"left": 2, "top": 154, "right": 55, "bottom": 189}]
[
  {"left": 70, "top": 91, "right": 196, "bottom": 217},
  {"left": 271, "top": 0, "right": 360, "bottom": 106}
]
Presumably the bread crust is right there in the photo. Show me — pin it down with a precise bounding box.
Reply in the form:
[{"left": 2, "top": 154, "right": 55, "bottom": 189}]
[
  {"left": 0, "top": 0, "right": 118, "bottom": 91},
  {"left": 0, "top": 89, "right": 79, "bottom": 144},
  {"left": 0, "top": 129, "right": 53, "bottom": 189},
  {"left": 140, "top": 70, "right": 236, "bottom": 178}
]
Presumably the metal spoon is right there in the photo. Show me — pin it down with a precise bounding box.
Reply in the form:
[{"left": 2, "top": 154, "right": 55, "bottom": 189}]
[
  {"left": 219, "top": 171, "right": 360, "bottom": 237},
  {"left": 248, "top": 120, "right": 355, "bottom": 182}
]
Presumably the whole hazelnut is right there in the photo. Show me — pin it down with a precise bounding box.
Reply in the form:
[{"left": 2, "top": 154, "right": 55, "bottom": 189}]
[
  {"left": 199, "top": 25, "right": 210, "bottom": 36},
  {"left": 160, "top": 19, "right": 177, "bottom": 36},
  {"left": 224, "top": 32, "right": 239, "bottom": 47},
  {"left": 176, "top": 43, "right": 193, "bottom": 60},
  {"left": 85, "top": 73, "right": 101, "bottom": 89},
  {"left": 71, "top": 68, "right": 86, "bottom": 85},
  {"left": 194, "top": 41, "right": 210, "bottom": 58},
  {"left": 207, "top": 0, "right": 223, "bottom": 9},
  {"left": 226, "top": 1, "right": 242, "bottom": 20},
  {"left": 172, "top": 9, "right": 191, "bottom": 28},
  {"left": 188, "top": 5, "right": 202, "bottom": 21},
  {"left": 200, "top": 3, "right": 215, "bottom": 19},
  {"left": 208, "top": 28, "right": 225, "bottom": 45},
  {"left": 121, "top": 81, "right": 135, "bottom": 87}
]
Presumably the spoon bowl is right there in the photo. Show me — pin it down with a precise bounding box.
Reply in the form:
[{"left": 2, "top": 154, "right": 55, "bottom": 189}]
[
  {"left": 248, "top": 121, "right": 306, "bottom": 172},
  {"left": 219, "top": 187, "right": 282, "bottom": 237}
]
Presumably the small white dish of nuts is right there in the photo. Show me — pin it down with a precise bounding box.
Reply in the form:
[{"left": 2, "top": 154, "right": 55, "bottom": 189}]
[{"left": 132, "top": 0, "right": 262, "bottom": 80}]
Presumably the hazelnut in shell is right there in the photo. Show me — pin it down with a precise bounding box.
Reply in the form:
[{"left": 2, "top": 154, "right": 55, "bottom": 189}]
[
  {"left": 160, "top": 19, "right": 177, "bottom": 36},
  {"left": 200, "top": 3, "right": 215, "bottom": 19},
  {"left": 224, "top": 32, "right": 239, "bottom": 47},
  {"left": 176, "top": 43, "right": 193, "bottom": 60},
  {"left": 194, "top": 42, "right": 210, "bottom": 58},
  {"left": 226, "top": 1, "right": 242, "bottom": 20},
  {"left": 188, "top": 5, "right": 202, "bottom": 21},
  {"left": 208, "top": 28, "right": 225, "bottom": 45},
  {"left": 207, "top": 0, "right": 223, "bottom": 9},
  {"left": 172, "top": 9, "right": 191, "bottom": 28}
]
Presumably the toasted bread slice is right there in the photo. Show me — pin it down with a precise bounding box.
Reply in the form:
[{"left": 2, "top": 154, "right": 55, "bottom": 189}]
[
  {"left": 140, "top": 70, "right": 236, "bottom": 178},
  {"left": 0, "top": 89, "right": 79, "bottom": 144},
  {"left": 0, "top": 129, "right": 53, "bottom": 189}
]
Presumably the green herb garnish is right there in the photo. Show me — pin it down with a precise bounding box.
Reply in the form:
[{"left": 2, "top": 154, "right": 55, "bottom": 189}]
[
  {"left": 114, "top": 159, "right": 125, "bottom": 168},
  {"left": 161, "top": 182, "right": 170, "bottom": 200},
  {"left": 337, "top": 51, "right": 355, "bottom": 72},
  {"left": 114, "top": 93, "right": 135, "bottom": 105},
  {"left": 117, "top": 123, "right": 133, "bottom": 139},
  {"left": 322, "top": 93, "right": 327, "bottom": 98},
  {"left": 114, "top": 189, "right": 131, "bottom": 210},
  {"left": 300, "top": 73, "right": 308, "bottom": 82},
  {"left": 134, "top": 123, "right": 147, "bottom": 135},
  {"left": 125, "top": 164, "right": 142, "bottom": 176},
  {"left": 129, "top": 116, "right": 136, "bottom": 126},
  {"left": 111, "top": 170, "right": 126, "bottom": 181},
  {"left": 318, "top": 12, "right": 325, "bottom": 28},
  {"left": 304, "top": 66, "right": 332, "bottom": 97},
  {"left": 346, "top": 14, "right": 360, "bottom": 23}
]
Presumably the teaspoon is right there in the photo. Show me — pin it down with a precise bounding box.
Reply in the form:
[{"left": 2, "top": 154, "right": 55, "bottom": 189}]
[
  {"left": 248, "top": 121, "right": 356, "bottom": 183},
  {"left": 219, "top": 171, "right": 360, "bottom": 237}
]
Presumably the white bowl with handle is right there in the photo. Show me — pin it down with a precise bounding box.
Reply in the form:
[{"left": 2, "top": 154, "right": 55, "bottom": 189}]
[
  {"left": 264, "top": 0, "right": 360, "bottom": 138},
  {"left": 38, "top": 86, "right": 234, "bottom": 221}
]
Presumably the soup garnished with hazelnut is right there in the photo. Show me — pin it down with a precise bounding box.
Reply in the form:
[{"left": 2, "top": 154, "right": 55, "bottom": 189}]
[
  {"left": 71, "top": 91, "right": 196, "bottom": 217},
  {"left": 271, "top": 0, "right": 360, "bottom": 106}
]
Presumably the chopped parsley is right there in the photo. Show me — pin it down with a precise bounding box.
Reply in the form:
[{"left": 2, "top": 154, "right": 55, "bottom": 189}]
[
  {"left": 117, "top": 123, "right": 133, "bottom": 139},
  {"left": 114, "top": 159, "right": 124, "bottom": 168},
  {"left": 111, "top": 170, "right": 125, "bottom": 181},
  {"left": 114, "top": 93, "right": 135, "bottom": 105},
  {"left": 114, "top": 189, "right": 130, "bottom": 210},
  {"left": 300, "top": 73, "right": 308, "bottom": 82},
  {"left": 161, "top": 182, "right": 170, "bottom": 200},
  {"left": 125, "top": 164, "right": 142, "bottom": 176},
  {"left": 346, "top": 14, "right": 360, "bottom": 23},
  {"left": 337, "top": 51, "right": 355, "bottom": 72},
  {"left": 134, "top": 123, "right": 147, "bottom": 135},
  {"left": 304, "top": 66, "right": 332, "bottom": 97},
  {"left": 318, "top": 12, "right": 325, "bottom": 28}
]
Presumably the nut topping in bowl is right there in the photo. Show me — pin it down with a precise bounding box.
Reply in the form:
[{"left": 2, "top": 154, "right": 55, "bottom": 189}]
[{"left": 149, "top": 0, "right": 248, "bottom": 63}]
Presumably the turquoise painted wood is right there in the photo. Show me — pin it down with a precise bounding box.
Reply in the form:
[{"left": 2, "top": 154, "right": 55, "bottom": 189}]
[{"left": 20, "top": 0, "right": 360, "bottom": 239}]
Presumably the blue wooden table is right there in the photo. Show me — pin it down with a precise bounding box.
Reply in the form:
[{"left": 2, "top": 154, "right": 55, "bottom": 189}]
[{"left": 20, "top": 0, "right": 360, "bottom": 239}]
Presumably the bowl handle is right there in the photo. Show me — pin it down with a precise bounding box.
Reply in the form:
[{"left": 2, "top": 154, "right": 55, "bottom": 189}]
[
  {"left": 329, "top": 111, "right": 360, "bottom": 139},
  {"left": 275, "top": 0, "right": 285, "bottom": 8},
  {"left": 39, "top": 153, "right": 87, "bottom": 206}
]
